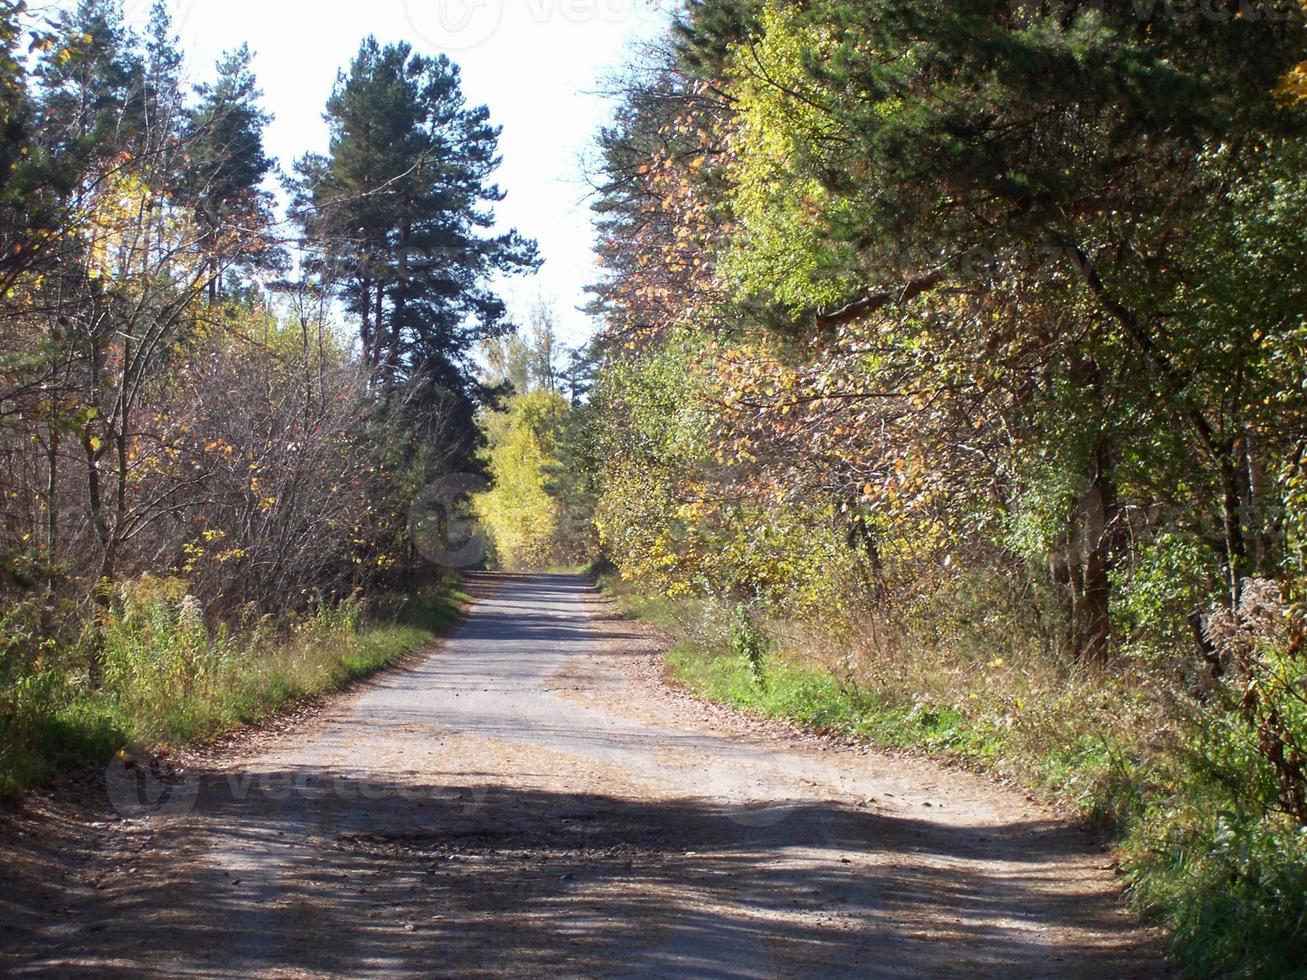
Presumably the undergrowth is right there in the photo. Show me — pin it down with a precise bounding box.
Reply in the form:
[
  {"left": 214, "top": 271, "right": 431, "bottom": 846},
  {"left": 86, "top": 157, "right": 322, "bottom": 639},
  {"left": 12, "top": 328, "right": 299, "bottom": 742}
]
[{"left": 0, "top": 576, "right": 466, "bottom": 798}]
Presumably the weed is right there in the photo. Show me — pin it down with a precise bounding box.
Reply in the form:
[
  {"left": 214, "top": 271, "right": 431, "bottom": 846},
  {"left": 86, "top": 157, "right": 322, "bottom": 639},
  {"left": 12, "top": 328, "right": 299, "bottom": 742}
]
[{"left": 0, "top": 576, "right": 466, "bottom": 798}]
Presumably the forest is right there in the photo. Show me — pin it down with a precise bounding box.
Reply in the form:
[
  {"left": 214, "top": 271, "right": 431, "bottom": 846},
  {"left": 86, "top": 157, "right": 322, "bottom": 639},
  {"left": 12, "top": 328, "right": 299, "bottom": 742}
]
[{"left": 2, "top": 0, "right": 1306, "bottom": 976}]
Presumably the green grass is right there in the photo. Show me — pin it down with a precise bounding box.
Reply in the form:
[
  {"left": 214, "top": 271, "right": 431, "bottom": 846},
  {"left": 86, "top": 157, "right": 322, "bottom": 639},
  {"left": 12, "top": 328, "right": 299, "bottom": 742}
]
[
  {"left": 601, "top": 577, "right": 1307, "bottom": 980},
  {"left": 608, "top": 581, "right": 1008, "bottom": 760},
  {"left": 663, "top": 631, "right": 1007, "bottom": 757},
  {"left": 0, "top": 579, "right": 467, "bottom": 798}
]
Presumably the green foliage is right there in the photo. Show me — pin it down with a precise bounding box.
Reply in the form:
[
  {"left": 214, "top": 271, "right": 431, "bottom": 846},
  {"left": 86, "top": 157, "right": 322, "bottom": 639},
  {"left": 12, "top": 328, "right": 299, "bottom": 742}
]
[
  {"left": 1113, "top": 533, "right": 1219, "bottom": 662},
  {"left": 730, "top": 602, "right": 766, "bottom": 688},
  {"left": 590, "top": 331, "right": 712, "bottom": 588},
  {"left": 1128, "top": 695, "right": 1307, "bottom": 979},
  {"left": 719, "top": 4, "right": 859, "bottom": 311},
  {"left": 590, "top": 330, "right": 866, "bottom": 617},
  {"left": 184, "top": 43, "right": 280, "bottom": 290}
]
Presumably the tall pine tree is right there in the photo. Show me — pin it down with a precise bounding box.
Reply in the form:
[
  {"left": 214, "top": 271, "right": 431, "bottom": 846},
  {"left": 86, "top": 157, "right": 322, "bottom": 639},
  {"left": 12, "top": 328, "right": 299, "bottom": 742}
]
[
  {"left": 34, "top": 0, "right": 142, "bottom": 160},
  {"left": 292, "top": 37, "right": 538, "bottom": 461}
]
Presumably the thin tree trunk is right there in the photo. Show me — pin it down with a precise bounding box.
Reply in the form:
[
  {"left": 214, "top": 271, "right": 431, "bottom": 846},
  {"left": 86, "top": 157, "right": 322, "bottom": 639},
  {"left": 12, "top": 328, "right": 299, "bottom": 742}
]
[
  {"left": 1078, "top": 441, "right": 1115, "bottom": 666},
  {"left": 1220, "top": 453, "right": 1247, "bottom": 607},
  {"left": 360, "top": 277, "right": 374, "bottom": 369},
  {"left": 45, "top": 398, "right": 59, "bottom": 589},
  {"left": 376, "top": 284, "right": 388, "bottom": 386}
]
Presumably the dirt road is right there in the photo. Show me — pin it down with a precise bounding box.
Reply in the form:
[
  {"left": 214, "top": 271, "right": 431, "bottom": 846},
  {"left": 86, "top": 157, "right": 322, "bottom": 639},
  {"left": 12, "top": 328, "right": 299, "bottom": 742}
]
[{"left": 6, "top": 574, "right": 1168, "bottom": 977}]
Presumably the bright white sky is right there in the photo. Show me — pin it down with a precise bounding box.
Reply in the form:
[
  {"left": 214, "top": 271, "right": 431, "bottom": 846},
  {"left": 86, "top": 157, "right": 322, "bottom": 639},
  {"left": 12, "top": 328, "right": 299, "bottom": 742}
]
[{"left": 121, "top": 0, "right": 670, "bottom": 347}]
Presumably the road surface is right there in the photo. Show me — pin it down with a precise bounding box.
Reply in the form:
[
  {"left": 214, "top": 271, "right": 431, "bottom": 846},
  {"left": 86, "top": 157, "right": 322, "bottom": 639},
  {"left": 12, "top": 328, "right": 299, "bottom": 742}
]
[{"left": 8, "top": 573, "right": 1167, "bottom": 977}]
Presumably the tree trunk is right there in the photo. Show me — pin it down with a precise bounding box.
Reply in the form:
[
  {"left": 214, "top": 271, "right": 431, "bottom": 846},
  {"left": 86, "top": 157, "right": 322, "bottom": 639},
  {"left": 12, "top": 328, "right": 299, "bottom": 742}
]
[
  {"left": 375, "top": 285, "right": 388, "bottom": 386},
  {"left": 44, "top": 399, "right": 58, "bottom": 590},
  {"left": 1076, "top": 436, "right": 1118, "bottom": 665},
  {"left": 360, "top": 277, "right": 373, "bottom": 369},
  {"left": 1220, "top": 451, "right": 1246, "bottom": 608}
]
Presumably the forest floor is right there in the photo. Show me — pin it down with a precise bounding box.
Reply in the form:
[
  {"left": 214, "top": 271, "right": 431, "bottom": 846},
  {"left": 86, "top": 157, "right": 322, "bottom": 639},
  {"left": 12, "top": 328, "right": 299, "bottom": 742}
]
[{"left": 0, "top": 573, "right": 1171, "bottom": 977}]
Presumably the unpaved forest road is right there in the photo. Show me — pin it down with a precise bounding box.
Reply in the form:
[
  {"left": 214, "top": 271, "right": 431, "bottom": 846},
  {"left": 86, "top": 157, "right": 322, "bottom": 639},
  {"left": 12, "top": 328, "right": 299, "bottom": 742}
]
[{"left": 6, "top": 574, "right": 1168, "bottom": 977}]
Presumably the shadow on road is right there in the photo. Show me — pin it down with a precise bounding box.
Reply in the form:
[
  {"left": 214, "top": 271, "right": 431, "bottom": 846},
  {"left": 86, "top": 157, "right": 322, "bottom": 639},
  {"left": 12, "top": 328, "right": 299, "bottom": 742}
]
[{"left": 44, "top": 772, "right": 1163, "bottom": 978}]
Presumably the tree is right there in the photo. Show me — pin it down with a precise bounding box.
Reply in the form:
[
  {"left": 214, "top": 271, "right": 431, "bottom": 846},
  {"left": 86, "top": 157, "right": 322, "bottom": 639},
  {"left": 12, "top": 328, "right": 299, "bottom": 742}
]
[
  {"left": 186, "top": 44, "right": 279, "bottom": 299},
  {"left": 702, "top": 0, "right": 1307, "bottom": 661},
  {"left": 141, "top": 0, "right": 182, "bottom": 140},
  {"left": 2, "top": 1, "right": 275, "bottom": 606},
  {"left": 34, "top": 0, "right": 143, "bottom": 159},
  {"left": 292, "top": 37, "right": 538, "bottom": 463},
  {"left": 480, "top": 294, "right": 566, "bottom": 395},
  {"left": 587, "top": 39, "right": 733, "bottom": 348},
  {"left": 0, "top": 1, "right": 64, "bottom": 296},
  {"left": 474, "top": 389, "right": 568, "bottom": 569},
  {"left": 558, "top": 343, "right": 596, "bottom": 408}
]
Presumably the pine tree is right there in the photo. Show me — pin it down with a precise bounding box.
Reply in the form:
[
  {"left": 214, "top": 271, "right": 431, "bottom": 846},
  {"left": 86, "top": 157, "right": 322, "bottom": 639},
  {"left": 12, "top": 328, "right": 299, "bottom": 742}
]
[
  {"left": 142, "top": 0, "right": 182, "bottom": 138},
  {"left": 186, "top": 44, "right": 278, "bottom": 298},
  {"left": 293, "top": 37, "right": 538, "bottom": 461},
  {"left": 0, "top": 1, "right": 52, "bottom": 289},
  {"left": 34, "top": 0, "right": 142, "bottom": 160},
  {"left": 672, "top": 0, "right": 761, "bottom": 75}
]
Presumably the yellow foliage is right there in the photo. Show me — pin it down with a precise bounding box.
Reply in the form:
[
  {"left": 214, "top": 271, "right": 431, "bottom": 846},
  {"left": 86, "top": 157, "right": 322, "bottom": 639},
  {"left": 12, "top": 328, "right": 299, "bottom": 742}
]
[
  {"left": 1277, "top": 61, "right": 1307, "bottom": 105},
  {"left": 474, "top": 390, "right": 569, "bottom": 570}
]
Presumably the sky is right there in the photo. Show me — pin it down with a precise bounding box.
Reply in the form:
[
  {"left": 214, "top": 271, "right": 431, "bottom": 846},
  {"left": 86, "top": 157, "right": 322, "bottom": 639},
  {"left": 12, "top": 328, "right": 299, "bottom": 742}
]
[{"left": 120, "top": 0, "right": 670, "bottom": 347}]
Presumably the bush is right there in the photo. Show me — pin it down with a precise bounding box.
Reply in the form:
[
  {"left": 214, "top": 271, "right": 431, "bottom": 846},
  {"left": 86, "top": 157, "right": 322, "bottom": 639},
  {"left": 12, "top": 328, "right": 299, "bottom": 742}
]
[{"left": 731, "top": 602, "right": 767, "bottom": 689}]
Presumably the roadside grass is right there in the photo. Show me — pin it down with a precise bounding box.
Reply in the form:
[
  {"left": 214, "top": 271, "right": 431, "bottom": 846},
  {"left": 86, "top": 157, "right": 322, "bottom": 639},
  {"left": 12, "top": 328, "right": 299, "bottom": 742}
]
[
  {"left": 0, "top": 578, "right": 466, "bottom": 798},
  {"left": 599, "top": 575, "right": 1307, "bottom": 980}
]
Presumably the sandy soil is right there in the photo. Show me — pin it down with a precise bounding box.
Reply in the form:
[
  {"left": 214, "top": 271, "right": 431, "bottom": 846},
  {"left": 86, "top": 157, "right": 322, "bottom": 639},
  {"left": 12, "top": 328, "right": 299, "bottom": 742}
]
[{"left": 0, "top": 573, "right": 1171, "bottom": 977}]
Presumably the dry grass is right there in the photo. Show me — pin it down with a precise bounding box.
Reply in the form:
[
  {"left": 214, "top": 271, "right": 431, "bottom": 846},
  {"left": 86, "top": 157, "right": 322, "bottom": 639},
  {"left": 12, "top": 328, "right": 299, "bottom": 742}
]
[{"left": 0, "top": 577, "right": 466, "bottom": 798}]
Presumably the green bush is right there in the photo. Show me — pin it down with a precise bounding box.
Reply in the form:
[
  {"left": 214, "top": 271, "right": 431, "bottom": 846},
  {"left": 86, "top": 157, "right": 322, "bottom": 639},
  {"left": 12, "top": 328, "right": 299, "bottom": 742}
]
[{"left": 731, "top": 602, "right": 767, "bottom": 689}]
